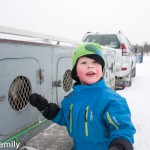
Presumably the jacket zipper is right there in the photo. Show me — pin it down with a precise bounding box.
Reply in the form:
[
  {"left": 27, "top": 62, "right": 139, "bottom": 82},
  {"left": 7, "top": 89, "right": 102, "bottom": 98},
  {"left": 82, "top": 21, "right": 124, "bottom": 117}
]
[
  {"left": 69, "top": 103, "right": 73, "bottom": 133},
  {"left": 106, "top": 112, "right": 119, "bottom": 130},
  {"left": 85, "top": 105, "right": 89, "bottom": 136}
]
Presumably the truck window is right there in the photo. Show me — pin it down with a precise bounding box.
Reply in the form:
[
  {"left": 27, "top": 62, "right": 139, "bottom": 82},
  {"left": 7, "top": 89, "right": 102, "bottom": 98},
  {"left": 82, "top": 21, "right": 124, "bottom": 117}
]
[{"left": 84, "top": 34, "right": 120, "bottom": 49}]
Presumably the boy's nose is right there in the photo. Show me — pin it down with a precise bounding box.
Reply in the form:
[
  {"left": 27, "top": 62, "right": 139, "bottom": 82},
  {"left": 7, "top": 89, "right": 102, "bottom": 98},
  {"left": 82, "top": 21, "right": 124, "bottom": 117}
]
[{"left": 88, "top": 65, "right": 93, "bottom": 68}]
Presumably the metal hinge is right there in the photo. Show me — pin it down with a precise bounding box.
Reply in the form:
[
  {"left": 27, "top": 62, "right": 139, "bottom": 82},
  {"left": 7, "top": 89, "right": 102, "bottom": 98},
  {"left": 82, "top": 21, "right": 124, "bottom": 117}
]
[
  {"left": 0, "top": 95, "right": 5, "bottom": 101},
  {"left": 53, "top": 79, "right": 62, "bottom": 87},
  {"left": 36, "top": 68, "right": 44, "bottom": 84}
]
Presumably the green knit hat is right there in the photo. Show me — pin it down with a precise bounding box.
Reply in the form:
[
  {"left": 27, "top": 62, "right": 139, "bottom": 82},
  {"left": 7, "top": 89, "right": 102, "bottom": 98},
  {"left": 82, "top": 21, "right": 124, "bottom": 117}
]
[{"left": 71, "top": 42, "right": 105, "bottom": 81}]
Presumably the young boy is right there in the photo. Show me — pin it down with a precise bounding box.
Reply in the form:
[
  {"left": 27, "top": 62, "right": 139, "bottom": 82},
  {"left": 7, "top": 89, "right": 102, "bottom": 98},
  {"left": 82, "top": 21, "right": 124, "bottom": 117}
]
[{"left": 29, "top": 43, "right": 136, "bottom": 150}]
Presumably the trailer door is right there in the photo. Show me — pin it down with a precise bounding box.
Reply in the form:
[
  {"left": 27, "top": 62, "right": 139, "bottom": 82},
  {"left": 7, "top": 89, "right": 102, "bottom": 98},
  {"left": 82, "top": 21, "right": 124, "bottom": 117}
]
[
  {"left": 0, "top": 58, "right": 41, "bottom": 135},
  {"left": 52, "top": 45, "right": 74, "bottom": 105},
  {"left": 56, "top": 57, "right": 73, "bottom": 105}
]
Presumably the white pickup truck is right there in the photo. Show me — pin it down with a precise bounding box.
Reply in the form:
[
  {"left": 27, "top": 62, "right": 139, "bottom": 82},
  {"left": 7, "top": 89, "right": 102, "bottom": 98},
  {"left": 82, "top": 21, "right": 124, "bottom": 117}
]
[{"left": 82, "top": 31, "right": 136, "bottom": 88}]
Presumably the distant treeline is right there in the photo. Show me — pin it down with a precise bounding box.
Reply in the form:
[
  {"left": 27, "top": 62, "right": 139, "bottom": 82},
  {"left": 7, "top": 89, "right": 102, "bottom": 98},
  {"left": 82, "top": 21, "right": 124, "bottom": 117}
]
[{"left": 134, "top": 42, "right": 150, "bottom": 55}]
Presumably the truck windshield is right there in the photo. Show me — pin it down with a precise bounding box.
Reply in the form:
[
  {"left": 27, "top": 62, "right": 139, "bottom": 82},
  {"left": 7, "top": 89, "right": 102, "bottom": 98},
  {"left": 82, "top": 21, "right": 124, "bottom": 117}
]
[{"left": 84, "top": 34, "right": 120, "bottom": 49}]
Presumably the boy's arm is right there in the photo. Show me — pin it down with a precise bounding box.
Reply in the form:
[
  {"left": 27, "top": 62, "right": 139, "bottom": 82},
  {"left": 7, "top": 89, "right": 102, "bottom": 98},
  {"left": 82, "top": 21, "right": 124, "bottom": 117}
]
[
  {"left": 29, "top": 93, "right": 60, "bottom": 120},
  {"left": 103, "top": 96, "right": 136, "bottom": 150}
]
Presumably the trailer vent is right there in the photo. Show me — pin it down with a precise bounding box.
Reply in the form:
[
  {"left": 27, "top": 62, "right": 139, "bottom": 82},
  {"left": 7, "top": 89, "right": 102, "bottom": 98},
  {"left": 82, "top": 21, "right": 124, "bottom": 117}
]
[
  {"left": 63, "top": 69, "right": 73, "bottom": 92},
  {"left": 8, "top": 76, "right": 31, "bottom": 111}
]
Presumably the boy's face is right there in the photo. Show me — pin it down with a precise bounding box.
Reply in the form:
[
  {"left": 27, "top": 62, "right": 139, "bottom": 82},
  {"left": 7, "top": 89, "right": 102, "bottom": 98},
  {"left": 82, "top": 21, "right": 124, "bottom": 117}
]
[{"left": 76, "top": 56, "right": 103, "bottom": 85}]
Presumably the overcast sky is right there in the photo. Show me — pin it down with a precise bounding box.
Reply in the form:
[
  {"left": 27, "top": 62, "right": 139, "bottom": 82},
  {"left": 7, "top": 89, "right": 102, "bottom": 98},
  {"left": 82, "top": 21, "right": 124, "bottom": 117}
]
[{"left": 0, "top": 0, "right": 150, "bottom": 45}]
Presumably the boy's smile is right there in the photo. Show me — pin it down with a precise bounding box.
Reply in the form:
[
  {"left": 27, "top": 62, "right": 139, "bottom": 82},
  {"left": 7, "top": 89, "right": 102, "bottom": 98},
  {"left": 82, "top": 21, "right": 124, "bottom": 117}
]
[
  {"left": 86, "top": 71, "right": 96, "bottom": 76},
  {"left": 76, "top": 56, "right": 103, "bottom": 84}
]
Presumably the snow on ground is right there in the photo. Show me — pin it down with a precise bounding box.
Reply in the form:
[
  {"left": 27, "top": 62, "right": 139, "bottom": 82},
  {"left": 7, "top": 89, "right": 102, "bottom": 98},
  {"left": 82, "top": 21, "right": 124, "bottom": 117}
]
[
  {"left": 117, "top": 56, "right": 150, "bottom": 150},
  {"left": 25, "top": 56, "right": 150, "bottom": 150}
]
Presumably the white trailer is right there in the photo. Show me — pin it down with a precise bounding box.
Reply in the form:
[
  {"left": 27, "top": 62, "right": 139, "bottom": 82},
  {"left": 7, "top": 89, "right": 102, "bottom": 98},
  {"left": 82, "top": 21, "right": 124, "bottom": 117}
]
[{"left": 0, "top": 26, "right": 116, "bottom": 149}]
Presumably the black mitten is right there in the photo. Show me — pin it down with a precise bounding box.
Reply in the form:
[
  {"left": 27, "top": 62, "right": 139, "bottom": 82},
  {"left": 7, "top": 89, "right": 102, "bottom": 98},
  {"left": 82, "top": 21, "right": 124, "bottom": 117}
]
[
  {"left": 108, "top": 147, "right": 120, "bottom": 150},
  {"left": 29, "top": 93, "right": 49, "bottom": 111},
  {"left": 42, "top": 103, "right": 60, "bottom": 120},
  {"left": 108, "top": 138, "right": 133, "bottom": 150}
]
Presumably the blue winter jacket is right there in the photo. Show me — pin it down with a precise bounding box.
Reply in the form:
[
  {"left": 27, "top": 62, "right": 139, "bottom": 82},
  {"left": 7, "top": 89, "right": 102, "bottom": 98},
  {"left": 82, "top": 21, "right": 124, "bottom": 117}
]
[{"left": 52, "top": 79, "right": 136, "bottom": 150}]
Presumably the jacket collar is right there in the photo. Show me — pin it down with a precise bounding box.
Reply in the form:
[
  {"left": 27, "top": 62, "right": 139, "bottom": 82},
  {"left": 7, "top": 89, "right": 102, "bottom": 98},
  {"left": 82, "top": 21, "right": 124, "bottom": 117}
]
[{"left": 73, "top": 78, "right": 106, "bottom": 93}]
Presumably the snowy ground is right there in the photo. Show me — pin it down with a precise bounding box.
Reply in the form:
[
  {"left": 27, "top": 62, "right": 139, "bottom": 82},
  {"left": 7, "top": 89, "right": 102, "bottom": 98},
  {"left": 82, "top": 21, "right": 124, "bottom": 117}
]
[
  {"left": 117, "top": 56, "right": 150, "bottom": 150},
  {"left": 24, "top": 56, "right": 150, "bottom": 150}
]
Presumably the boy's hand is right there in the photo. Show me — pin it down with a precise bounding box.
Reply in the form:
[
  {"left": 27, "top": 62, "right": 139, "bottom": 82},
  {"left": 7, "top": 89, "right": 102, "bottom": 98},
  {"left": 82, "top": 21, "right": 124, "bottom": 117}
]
[
  {"left": 42, "top": 103, "right": 60, "bottom": 120},
  {"left": 29, "top": 93, "right": 49, "bottom": 111},
  {"left": 29, "top": 93, "right": 60, "bottom": 120},
  {"left": 108, "top": 147, "right": 120, "bottom": 150},
  {"left": 108, "top": 138, "right": 133, "bottom": 150}
]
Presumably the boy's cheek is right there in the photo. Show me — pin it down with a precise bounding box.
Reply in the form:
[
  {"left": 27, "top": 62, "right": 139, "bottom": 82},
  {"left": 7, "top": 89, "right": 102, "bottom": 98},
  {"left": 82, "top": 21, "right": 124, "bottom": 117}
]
[{"left": 76, "top": 70, "right": 85, "bottom": 78}]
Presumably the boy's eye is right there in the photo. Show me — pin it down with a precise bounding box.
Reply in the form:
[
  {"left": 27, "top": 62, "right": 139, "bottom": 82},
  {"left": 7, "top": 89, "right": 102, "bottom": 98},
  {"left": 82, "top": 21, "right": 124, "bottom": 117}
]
[
  {"left": 93, "top": 60, "right": 98, "bottom": 64},
  {"left": 80, "top": 61, "right": 87, "bottom": 64}
]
